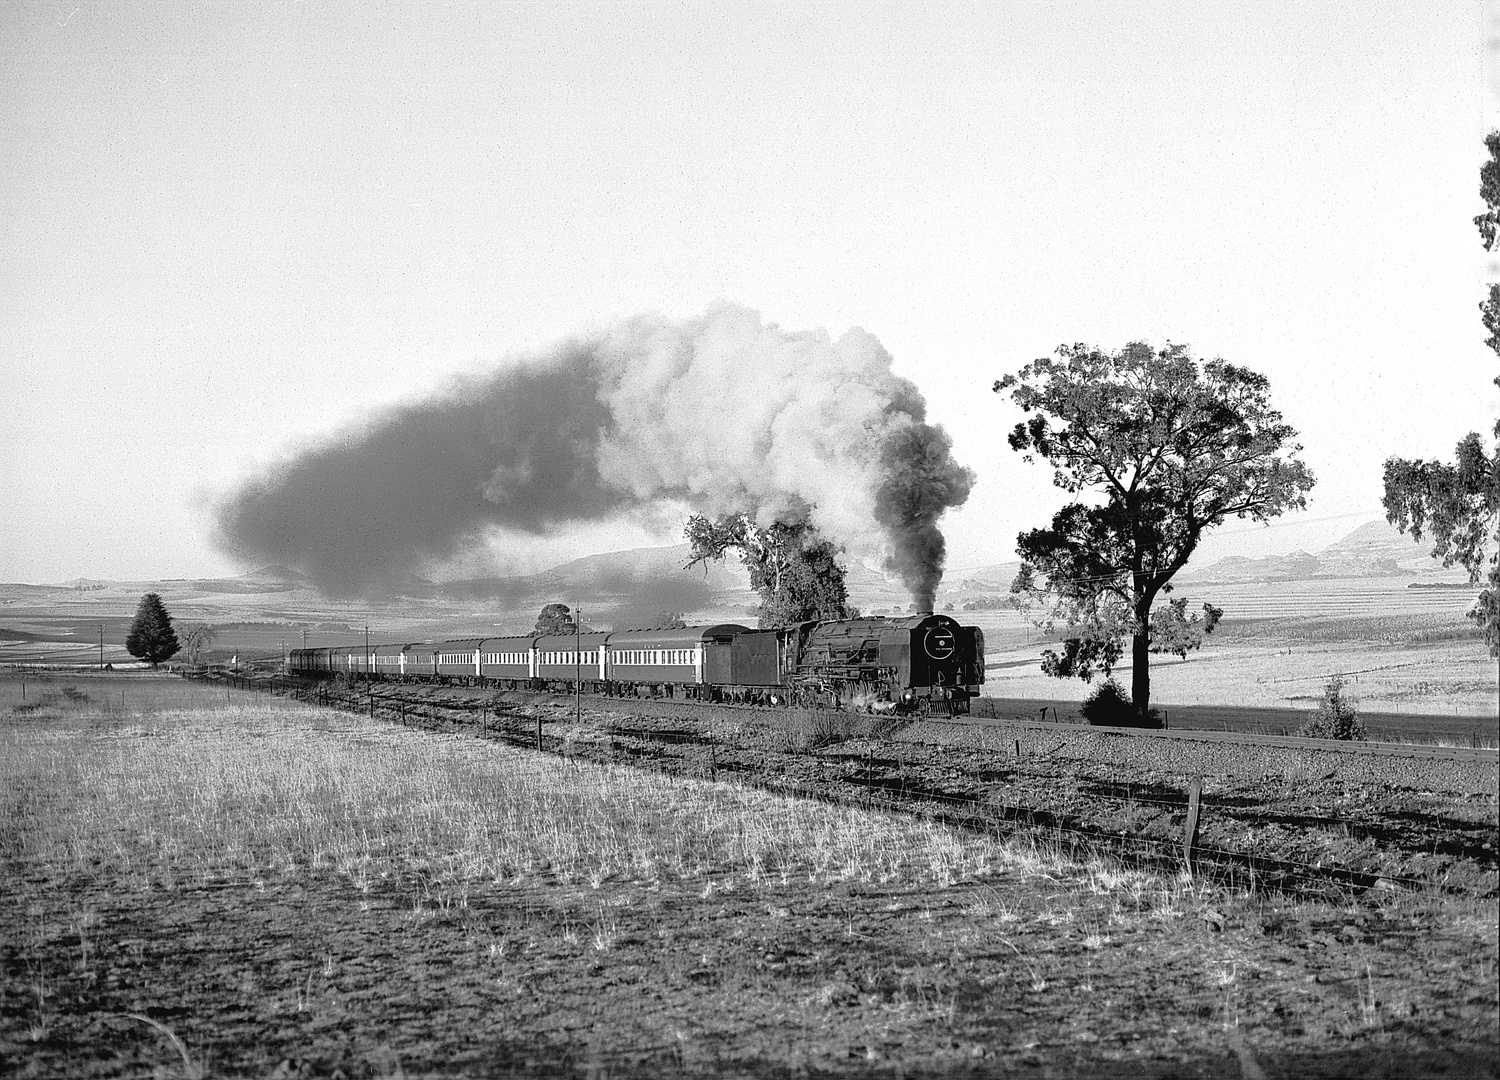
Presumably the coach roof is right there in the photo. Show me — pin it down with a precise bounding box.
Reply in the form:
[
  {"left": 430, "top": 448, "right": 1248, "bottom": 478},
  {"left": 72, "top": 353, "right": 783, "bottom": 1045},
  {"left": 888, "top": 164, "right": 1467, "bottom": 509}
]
[{"left": 605, "top": 624, "right": 749, "bottom": 647}]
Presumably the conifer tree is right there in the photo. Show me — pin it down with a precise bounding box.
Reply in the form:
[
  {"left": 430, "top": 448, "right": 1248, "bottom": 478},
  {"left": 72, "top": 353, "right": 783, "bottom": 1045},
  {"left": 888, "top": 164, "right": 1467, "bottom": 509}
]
[{"left": 125, "top": 593, "right": 181, "bottom": 667}]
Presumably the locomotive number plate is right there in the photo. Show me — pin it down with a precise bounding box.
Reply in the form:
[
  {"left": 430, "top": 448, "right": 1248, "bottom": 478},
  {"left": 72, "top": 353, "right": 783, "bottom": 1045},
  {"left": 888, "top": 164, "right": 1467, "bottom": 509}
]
[{"left": 923, "top": 627, "right": 956, "bottom": 660}]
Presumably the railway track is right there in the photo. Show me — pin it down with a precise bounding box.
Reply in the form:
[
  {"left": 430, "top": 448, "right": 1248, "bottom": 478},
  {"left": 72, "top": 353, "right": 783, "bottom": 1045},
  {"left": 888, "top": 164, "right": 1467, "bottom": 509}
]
[
  {"left": 928, "top": 712, "right": 1500, "bottom": 765},
  {"left": 480, "top": 686, "right": 1498, "bottom": 764},
  {"left": 229, "top": 666, "right": 1497, "bottom": 764}
]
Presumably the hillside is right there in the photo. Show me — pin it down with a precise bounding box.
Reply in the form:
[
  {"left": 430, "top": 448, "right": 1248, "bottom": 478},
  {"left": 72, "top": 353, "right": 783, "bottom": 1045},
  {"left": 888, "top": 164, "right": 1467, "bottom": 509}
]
[{"left": 1179, "top": 519, "right": 1469, "bottom": 584}]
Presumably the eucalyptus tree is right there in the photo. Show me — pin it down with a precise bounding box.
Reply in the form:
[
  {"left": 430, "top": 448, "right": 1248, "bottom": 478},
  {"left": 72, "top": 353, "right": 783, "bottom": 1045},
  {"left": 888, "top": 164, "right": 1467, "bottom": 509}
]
[
  {"left": 995, "top": 343, "right": 1314, "bottom": 719},
  {"left": 685, "top": 514, "right": 853, "bottom": 628},
  {"left": 1383, "top": 131, "right": 1500, "bottom": 656}
]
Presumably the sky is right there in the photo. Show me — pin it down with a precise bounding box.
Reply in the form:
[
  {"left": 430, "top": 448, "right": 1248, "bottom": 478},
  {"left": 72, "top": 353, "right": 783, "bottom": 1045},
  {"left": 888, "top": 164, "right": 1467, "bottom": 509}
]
[{"left": 1, "top": 0, "right": 1495, "bottom": 586}]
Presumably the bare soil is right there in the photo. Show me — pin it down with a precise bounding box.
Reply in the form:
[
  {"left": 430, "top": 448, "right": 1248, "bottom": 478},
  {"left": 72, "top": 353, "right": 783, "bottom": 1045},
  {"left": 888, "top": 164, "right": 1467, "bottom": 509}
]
[{"left": 5, "top": 865, "right": 1497, "bottom": 1079}]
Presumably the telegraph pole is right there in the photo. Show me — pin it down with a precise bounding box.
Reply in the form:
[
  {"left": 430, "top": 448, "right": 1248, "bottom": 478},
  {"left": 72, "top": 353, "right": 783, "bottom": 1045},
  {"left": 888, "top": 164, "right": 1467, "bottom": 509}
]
[
  {"left": 365, "top": 624, "right": 372, "bottom": 716},
  {"left": 98, "top": 624, "right": 104, "bottom": 671},
  {"left": 575, "top": 605, "right": 582, "bottom": 726}
]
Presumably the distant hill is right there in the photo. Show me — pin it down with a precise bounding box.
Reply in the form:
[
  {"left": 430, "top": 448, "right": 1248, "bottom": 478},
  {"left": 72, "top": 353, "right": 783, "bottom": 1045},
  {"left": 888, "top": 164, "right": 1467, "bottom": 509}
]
[
  {"left": 1181, "top": 550, "right": 1324, "bottom": 583},
  {"left": 246, "top": 565, "right": 308, "bottom": 582},
  {"left": 10, "top": 519, "right": 1460, "bottom": 638},
  {"left": 931, "top": 561, "right": 1023, "bottom": 614},
  {"left": 1316, "top": 519, "right": 1449, "bottom": 574},
  {"left": 1180, "top": 520, "right": 1466, "bottom": 584}
]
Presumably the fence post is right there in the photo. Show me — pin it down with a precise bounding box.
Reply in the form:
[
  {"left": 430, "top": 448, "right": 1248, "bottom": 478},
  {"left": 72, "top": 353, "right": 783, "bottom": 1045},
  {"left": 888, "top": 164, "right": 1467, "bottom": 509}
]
[
  {"left": 536, "top": 716, "right": 543, "bottom": 752},
  {"left": 1183, "top": 778, "right": 1203, "bottom": 877}
]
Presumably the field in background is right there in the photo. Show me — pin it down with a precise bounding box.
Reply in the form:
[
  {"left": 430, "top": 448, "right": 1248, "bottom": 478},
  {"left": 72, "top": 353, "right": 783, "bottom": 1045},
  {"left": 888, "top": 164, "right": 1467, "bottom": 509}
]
[
  {"left": 970, "top": 577, "right": 1494, "bottom": 718},
  {"left": 4, "top": 679, "right": 1495, "bottom": 1077}
]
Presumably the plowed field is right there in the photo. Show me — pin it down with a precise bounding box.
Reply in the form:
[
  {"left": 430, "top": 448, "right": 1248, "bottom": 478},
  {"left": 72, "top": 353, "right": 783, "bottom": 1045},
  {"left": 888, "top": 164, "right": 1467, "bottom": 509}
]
[{"left": 2, "top": 678, "right": 1496, "bottom": 1079}]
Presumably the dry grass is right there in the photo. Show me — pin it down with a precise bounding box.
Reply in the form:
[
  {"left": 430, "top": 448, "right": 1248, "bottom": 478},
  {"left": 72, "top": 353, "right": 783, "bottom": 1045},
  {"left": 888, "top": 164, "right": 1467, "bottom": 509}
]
[
  {"left": 0, "top": 697, "right": 1068, "bottom": 897},
  {"left": 0, "top": 673, "right": 241, "bottom": 718},
  {"left": 6, "top": 682, "right": 1496, "bottom": 1077}
]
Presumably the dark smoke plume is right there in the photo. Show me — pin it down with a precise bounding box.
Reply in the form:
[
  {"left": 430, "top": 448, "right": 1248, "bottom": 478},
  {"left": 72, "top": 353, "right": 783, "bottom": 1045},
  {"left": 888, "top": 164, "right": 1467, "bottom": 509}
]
[
  {"left": 874, "top": 423, "right": 975, "bottom": 612},
  {"left": 216, "top": 346, "right": 621, "bottom": 596},
  {"left": 216, "top": 305, "right": 974, "bottom": 603}
]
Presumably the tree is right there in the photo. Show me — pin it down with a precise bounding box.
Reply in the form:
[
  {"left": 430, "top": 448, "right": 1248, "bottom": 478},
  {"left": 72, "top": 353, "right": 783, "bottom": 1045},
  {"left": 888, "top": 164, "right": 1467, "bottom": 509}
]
[
  {"left": 685, "top": 514, "right": 855, "bottom": 628},
  {"left": 179, "top": 622, "right": 217, "bottom": 665},
  {"left": 534, "top": 603, "right": 593, "bottom": 635},
  {"left": 994, "top": 343, "right": 1314, "bottom": 719},
  {"left": 125, "top": 593, "right": 181, "bottom": 667},
  {"left": 1382, "top": 132, "right": 1500, "bottom": 656}
]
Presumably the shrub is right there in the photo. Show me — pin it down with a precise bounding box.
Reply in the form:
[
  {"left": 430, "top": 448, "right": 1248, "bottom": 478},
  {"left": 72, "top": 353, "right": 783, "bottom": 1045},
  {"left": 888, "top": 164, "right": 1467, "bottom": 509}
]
[
  {"left": 1297, "top": 676, "right": 1366, "bottom": 740},
  {"left": 799, "top": 709, "right": 863, "bottom": 750},
  {"left": 1080, "top": 680, "right": 1161, "bottom": 728}
]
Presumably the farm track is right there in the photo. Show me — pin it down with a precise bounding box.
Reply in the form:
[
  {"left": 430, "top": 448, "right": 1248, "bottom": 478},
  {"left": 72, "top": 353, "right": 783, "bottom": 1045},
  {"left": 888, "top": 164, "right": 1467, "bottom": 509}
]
[{"left": 207, "top": 673, "right": 1500, "bottom": 902}]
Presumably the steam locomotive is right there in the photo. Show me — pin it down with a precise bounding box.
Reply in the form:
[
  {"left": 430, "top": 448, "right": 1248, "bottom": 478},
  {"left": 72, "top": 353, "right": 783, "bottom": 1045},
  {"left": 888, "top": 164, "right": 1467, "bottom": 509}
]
[{"left": 288, "top": 612, "right": 984, "bottom": 715}]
